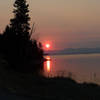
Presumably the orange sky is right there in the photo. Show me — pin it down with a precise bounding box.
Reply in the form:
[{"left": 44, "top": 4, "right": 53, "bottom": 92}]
[{"left": 0, "top": 0, "right": 100, "bottom": 50}]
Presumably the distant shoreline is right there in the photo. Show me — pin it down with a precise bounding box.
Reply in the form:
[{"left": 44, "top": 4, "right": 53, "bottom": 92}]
[
  {"left": 44, "top": 52, "right": 100, "bottom": 56},
  {"left": 44, "top": 48, "right": 100, "bottom": 56}
]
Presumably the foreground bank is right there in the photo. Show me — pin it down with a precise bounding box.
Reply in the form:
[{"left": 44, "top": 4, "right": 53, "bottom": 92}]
[{"left": 0, "top": 69, "right": 100, "bottom": 100}]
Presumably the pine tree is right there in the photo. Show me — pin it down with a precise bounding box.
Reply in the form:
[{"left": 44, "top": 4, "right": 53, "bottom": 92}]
[
  {"left": 10, "top": 0, "right": 30, "bottom": 40},
  {"left": 0, "top": 0, "right": 44, "bottom": 73}
]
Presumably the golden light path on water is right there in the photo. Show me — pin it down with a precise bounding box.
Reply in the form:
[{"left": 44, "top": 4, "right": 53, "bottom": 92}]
[
  {"left": 45, "top": 56, "right": 51, "bottom": 72},
  {"left": 43, "top": 56, "right": 52, "bottom": 77}
]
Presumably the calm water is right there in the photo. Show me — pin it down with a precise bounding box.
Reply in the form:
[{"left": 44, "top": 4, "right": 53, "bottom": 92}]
[{"left": 44, "top": 54, "right": 100, "bottom": 84}]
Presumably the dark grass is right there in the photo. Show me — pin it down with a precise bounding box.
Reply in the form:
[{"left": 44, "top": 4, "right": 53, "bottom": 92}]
[
  {"left": 0, "top": 56, "right": 100, "bottom": 100},
  {"left": 0, "top": 70, "right": 100, "bottom": 100}
]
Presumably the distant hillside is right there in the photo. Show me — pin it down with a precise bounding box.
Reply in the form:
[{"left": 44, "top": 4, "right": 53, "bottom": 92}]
[{"left": 45, "top": 48, "right": 100, "bottom": 55}]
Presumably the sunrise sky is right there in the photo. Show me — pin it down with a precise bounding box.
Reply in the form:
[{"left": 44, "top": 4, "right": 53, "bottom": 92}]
[{"left": 0, "top": 0, "right": 100, "bottom": 50}]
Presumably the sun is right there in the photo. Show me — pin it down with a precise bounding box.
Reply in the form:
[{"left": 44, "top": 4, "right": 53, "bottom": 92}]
[{"left": 45, "top": 44, "right": 50, "bottom": 49}]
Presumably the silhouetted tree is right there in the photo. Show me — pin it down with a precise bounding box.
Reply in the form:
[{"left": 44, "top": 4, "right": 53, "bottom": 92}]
[
  {"left": 0, "top": 34, "right": 4, "bottom": 53},
  {"left": 0, "top": 0, "right": 44, "bottom": 74},
  {"left": 10, "top": 0, "right": 30, "bottom": 40}
]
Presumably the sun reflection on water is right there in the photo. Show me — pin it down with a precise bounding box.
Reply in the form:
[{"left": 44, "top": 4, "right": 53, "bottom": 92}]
[
  {"left": 47, "top": 60, "right": 50, "bottom": 72},
  {"left": 44, "top": 56, "right": 51, "bottom": 73}
]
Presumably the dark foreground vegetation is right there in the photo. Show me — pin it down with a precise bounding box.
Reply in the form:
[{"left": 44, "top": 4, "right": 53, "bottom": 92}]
[
  {"left": 0, "top": 66, "right": 100, "bottom": 100},
  {"left": 0, "top": 57, "right": 100, "bottom": 100},
  {"left": 0, "top": 0, "right": 44, "bottom": 73}
]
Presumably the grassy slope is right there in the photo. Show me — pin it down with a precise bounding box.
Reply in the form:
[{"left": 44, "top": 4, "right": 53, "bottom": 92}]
[{"left": 0, "top": 56, "right": 100, "bottom": 100}]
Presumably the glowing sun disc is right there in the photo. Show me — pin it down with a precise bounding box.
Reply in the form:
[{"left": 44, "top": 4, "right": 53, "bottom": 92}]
[{"left": 45, "top": 44, "right": 50, "bottom": 49}]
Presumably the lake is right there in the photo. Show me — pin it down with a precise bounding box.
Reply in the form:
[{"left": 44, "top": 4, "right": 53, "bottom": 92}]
[{"left": 43, "top": 54, "right": 100, "bottom": 84}]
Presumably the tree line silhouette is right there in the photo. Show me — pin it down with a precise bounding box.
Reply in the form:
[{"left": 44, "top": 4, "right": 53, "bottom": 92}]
[{"left": 0, "top": 0, "right": 44, "bottom": 74}]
